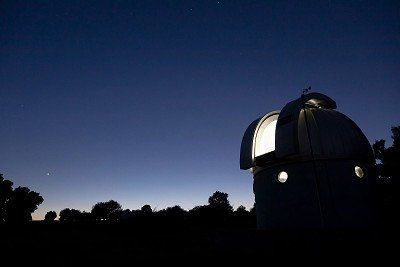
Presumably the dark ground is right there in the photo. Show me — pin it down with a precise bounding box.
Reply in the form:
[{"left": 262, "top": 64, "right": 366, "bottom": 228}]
[{"left": 0, "top": 222, "right": 397, "bottom": 265}]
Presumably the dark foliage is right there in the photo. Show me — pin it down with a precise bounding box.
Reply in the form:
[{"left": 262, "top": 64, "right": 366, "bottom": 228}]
[
  {"left": 208, "top": 191, "right": 233, "bottom": 212},
  {"left": 373, "top": 126, "right": 400, "bottom": 228},
  {"left": 373, "top": 126, "right": 400, "bottom": 183},
  {"left": 44, "top": 211, "right": 57, "bottom": 222},
  {"left": 59, "top": 208, "right": 86, "bottom": 223},
  {"left": 187, "top": 191, "right": 237, "bottom": 227},
  {"left": 53, "top": 191, "right": 255, "bottom": 230},
  {"left": 0, "top": 174, "right": 43, "bottom": 224},
  {"left": 157, "top": 205, "right": 187, "bottom": 217},
  {"left": 120, "top": 208, "right": 140, "bottom": 220},
  {"left": 235, "top": 205, "right": 249, "bottom": 216},
  {"left": 140, "top": 204, "right": 152, "bottom": 215},
  {"left": 0, "top": 174, "right": 14, "bottom": 223},
  {"left": 91, "top": 200, "right": 122, "bottom": 221}
]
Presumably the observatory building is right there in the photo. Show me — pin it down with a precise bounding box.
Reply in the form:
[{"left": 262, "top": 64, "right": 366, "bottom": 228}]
[{"left": 240, "top": 92, "right": 376, "bottom": 229}]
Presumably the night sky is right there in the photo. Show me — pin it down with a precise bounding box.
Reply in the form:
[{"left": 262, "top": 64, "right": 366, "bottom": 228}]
[{"left": 1, "top": 1, "right": 399, "bottom": 220}]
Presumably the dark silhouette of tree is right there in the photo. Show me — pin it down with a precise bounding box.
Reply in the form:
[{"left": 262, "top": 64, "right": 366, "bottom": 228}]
[
  {"left": 59, "top": 208, "right": 70, "bottom": 222},
  {"left": 235, "top": 205, "right": 249, "bottom": 216},
  {"left": 0, "top": 173, "right": 44, "bottom": 224},
  {"left": 373, "top": 126, "right": 400, "bottom": 228},
  {"left": 59, "top": 208, "right": 83, "bottom": 223},
  {"left": 141, "top": 204, "right": 152, "bottom": 216},
  {"left": 6, "top": 186, "right": 44, "bottom": 223},
  {"left": 91, "top": 200, "right": 122, "bottom": 221},
  {"left": 208, "top": 191, "right": 233, "bottom": 213},
  {"left": 188, "top": 191, "right": 234, "bottom": 227},
  {"left": 161, "top": 205, "right": 186, "bottom": 217},
  {"left": 373, "top": 126, "right": 400, "bottom": 183},
  {"left": 0, "top": 174, "right": 13, "bottom": 223},
  {"left": 44, "top": 211, "right": 57, "bottom": 222}
]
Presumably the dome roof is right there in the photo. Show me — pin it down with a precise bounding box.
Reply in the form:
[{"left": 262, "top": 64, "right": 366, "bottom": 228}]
[{"left": 240, "top": 92, "right": 374, "bottom": 170}]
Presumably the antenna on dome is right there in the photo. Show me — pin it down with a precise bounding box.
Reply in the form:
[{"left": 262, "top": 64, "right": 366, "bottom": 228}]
[{"left": 302, "top": 86, "right": 311, "bottom": 95}]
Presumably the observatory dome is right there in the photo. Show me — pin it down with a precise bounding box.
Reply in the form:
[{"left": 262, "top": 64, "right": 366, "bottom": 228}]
[
  {"left": 240, "top": 93, "right": 374, "bottom": 170},
  {"left": 240, "top": 92, "right": 377, "bottom": 230}
]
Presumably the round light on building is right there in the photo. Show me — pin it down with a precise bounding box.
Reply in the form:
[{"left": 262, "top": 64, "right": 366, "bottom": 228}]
[
  {"left": 277, "top": 171, "right": 288, "bottom": 183},
  {"left": 355, "top": 166, "right": 364, "bottom": 178}
]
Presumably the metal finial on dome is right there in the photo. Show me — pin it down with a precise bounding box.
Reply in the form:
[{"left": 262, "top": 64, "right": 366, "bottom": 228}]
[{"left": 302, "top": 86, "right": 311, "bottom": 95}]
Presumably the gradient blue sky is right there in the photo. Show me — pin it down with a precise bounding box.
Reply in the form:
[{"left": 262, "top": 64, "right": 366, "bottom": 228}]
[{"left": 1, "top": 0, "right": 399, "bottom": 220}]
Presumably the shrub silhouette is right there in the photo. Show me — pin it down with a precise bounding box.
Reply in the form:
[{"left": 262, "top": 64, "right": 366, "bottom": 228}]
[
  {"left": 91, "top": 200, "right": 122, "bottom": 221},
  {"left": 140, "top": 204, "right": 152, "bottom": 216},
  {"left": 158, "top": 205, "right": 186, "bottom": 217},
  {"left": 44, "top": 211, "right": 57, "bottom": 222},
  {"left": 59, "top": 208, "right": 83, "bottom": 223}
]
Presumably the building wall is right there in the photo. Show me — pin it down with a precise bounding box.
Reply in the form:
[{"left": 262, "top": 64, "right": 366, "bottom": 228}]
[{"left": 253, "top": 159, "right": 376, "bottom": 229}]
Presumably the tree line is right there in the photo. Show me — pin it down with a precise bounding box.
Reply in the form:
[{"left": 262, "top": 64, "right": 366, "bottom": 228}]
[
  {"left": 0, "top": 172, "right": 255, "bottom": 226},
  {"left": 41, "top": 191, "right": 256, "bottom": 228}
]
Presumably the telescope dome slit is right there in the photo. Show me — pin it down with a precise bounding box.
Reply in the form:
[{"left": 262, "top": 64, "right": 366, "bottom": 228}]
[{"left": 254, "top": 114, "right": 279, "bottom": 157}]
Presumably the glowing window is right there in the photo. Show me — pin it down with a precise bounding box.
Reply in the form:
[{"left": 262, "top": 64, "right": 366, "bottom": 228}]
[
  {"left": 355, "top": 166, "right": 364, "bottom": 178},
  {"left": 277, "top": 171, "right": 288, "bottom": 183},
  {"left": 254, "top": 114, "right": 278, "bottom": 157}
]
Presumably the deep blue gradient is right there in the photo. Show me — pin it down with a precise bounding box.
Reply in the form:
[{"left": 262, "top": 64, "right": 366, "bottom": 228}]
[{"left": 1, "top": 1, "right": 399, "bottom": 219}]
